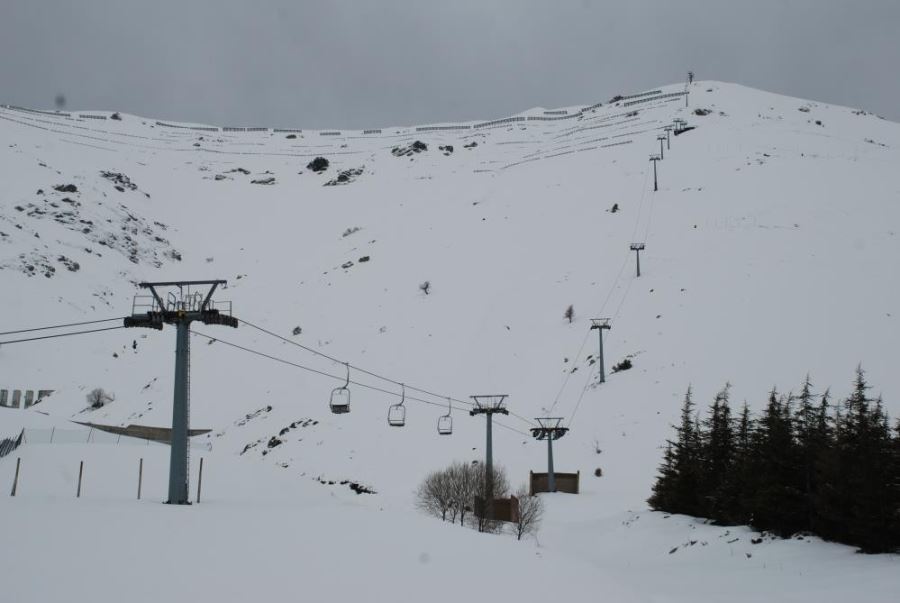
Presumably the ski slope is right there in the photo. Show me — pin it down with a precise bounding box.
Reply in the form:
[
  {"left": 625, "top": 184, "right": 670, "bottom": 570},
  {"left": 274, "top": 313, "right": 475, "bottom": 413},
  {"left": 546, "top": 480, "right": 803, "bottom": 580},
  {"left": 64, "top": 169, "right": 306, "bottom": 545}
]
[{"left": 1, "top": 81, "right": 899, "bottom": 601}]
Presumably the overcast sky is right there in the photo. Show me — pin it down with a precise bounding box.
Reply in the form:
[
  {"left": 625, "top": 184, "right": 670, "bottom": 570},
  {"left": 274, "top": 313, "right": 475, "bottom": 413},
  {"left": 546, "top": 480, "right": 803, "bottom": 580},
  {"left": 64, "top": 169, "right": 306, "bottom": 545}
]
[{"left": 2, "top": 0, "right": 898, "bottom": 129}]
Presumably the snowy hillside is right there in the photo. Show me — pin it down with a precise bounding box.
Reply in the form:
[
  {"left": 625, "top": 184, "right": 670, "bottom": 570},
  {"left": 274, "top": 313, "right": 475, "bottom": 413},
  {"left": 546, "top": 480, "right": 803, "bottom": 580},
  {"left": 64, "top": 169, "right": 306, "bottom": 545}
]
[{"left": 1, "top": 81, "right": 899, "bottom": 601}]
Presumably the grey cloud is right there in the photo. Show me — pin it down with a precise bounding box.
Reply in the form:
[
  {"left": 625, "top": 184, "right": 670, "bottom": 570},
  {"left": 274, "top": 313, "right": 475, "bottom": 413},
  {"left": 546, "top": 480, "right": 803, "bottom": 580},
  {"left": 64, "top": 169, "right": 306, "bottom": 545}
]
[{"left": 1, "top": 0, "right": 898, "bottom": 128}]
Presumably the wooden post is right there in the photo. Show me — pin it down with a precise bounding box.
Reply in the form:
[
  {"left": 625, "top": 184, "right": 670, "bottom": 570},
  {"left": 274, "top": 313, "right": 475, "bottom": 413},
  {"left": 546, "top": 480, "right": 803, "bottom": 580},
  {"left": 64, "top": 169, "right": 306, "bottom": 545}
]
[
  {"left": 77, "top": 460, "right": 84, "bottom": 498},
  {"left": 11, "top": 457, "right": 21, "bottom": 496},
  {"left": 137, "top": 458, "right": 143, "bottom": 500},
  {"left": 196, "top": 457, "right": 204, "bottom": 504},
  {"left": 50, "top": 426, "right": 55, "bottom": 443}
]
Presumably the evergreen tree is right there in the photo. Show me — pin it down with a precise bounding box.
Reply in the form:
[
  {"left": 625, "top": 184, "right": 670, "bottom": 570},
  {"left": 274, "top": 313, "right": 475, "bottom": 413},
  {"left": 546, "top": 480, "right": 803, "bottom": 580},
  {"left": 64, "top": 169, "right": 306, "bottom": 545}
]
[
  {"left": 648, "top": 387, "right": 704, "bottom": 516},
  {"left": 748, "top": 388, "right": 804, "bottom": 537},
  {"left": 650, "top": 371, "right": 898, "bottom": 552},
  {"left": 647, "top": 442, "right": 677, "bottom": 511},
  {"left": 837, "top": 368, "right": 895, "bottom": 551},
  {"left": 814, "top": 388, "right": 846, "bottom": 542},
  {"left": 730, "top": 401, "right": 756, "bottom": 525},
  {"left": 701, "top": 384, "right": 736, "bottom": 521},
  {"left": 891, "top": 420, "right": 900, "bottom": 548},
  {"left": 794, "top": 375, "right": 830, "bottom": 532}
]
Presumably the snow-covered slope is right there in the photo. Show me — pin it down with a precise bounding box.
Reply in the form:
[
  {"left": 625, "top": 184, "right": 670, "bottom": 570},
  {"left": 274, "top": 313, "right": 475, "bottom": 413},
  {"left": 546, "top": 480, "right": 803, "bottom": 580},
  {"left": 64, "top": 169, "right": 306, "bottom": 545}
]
[{"left": 2, "top": 81, "right": 899, "bottom": 601}]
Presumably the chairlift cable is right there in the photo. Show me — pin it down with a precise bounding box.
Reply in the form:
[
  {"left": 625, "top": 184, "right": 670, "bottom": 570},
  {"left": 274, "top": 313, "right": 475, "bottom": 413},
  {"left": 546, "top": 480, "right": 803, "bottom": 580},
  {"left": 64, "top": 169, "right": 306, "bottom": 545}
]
[
  {"left": 0, "top": 316, "right": 127, "bottom": 336},
  {"left": 236, "top": 317, "right": 482, "bottom": 410},
  {"left": 630, "top": 166, "right": 651, "bottom": 243},
  {"left": 189, "top": 329, "right": 531, "bottom": 437},
  {"left": 556, "top": 134, "right": 659, "bottom": 422},
  {"left": 566, "top": 360, "right": 598, "bottom": 429},
  {"left": 0, "top": 325, "right": 126, "bottom": 345},
  {"left": 548, "top": 247, "right": 631, "bottom": 415}
]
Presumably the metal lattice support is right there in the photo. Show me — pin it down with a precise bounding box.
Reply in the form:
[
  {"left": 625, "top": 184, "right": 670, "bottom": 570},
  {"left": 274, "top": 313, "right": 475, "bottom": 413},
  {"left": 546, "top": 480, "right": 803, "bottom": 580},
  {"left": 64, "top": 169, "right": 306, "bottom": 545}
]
[{"left": 124, "top": 280, "right": 237, "bottom": 505}]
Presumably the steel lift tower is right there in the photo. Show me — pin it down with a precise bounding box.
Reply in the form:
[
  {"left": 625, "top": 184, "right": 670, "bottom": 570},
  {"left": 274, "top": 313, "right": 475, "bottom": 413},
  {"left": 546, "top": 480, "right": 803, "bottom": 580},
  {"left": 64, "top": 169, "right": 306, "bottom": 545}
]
[
  {"left": 470, "top": 395, "right": 509, "bottom": 520},
  {"left": 124, "top": 280, "right": 237, "bottom": 504},
  {"left": 649, "top": 154, "right": 661, "bottom": 191},
  {"left": 531, "top": 418, "right": 569, "bottom": 493},
  {"left": 630, "top": 243, "right": 645, "bottom": 277},
  {"left": 590, "top": 318, "right": 612, "bottom": 383}
]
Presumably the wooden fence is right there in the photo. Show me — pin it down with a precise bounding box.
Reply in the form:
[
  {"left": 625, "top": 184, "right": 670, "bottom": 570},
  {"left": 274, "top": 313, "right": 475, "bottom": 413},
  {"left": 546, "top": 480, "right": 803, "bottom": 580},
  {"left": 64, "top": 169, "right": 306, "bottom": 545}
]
[
  {"left": 473, "top": 495, "right": 520, "bottom": 523},
  {"left": 529, "top": 470, "right": 580, "bottom": 495}
]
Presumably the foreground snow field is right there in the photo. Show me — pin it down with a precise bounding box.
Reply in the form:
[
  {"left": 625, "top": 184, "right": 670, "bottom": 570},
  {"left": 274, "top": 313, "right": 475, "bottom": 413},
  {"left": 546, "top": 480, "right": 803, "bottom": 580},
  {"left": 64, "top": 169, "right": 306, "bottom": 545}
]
[{"left": 1, "top": 81, "right": 899, "bottom": 601}]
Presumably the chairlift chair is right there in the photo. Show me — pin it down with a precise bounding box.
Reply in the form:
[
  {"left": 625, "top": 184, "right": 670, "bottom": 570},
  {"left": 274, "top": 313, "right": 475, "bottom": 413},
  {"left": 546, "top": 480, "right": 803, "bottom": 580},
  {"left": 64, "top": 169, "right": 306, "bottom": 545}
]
[
  {"left": 330, "top": 363, "right": 351, "bottom": 414},
  {"left": 437, "top": 397, "right": 453, "bottom": 435},
  {"left": 388, "top": 384, "right": 406, "bottom": 427}
]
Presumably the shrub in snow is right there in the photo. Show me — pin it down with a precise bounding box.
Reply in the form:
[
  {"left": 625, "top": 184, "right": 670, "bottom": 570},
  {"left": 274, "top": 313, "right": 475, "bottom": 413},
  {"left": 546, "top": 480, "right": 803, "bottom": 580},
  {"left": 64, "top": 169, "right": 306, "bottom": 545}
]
[
  {"left": 416, "top": 461, "right": 509, "bottom": 532},
  {"left": 391, "top": 141, "right": 428, "bottom": 157},
  {"left": 419, "top": 281, "right": 431, "bottom": 295},
  {"left": 611, "top": 358, "right": 633, "bottom": 373},
  {"left": 324, "top": 167, "right": 363, "bottom": 186},
  {"left": 306, "top": 157, "right": 329, "bottom": 173},
  {"left": 86, "top": 388, "right": 114, "bottom": 409},
  {"left": 513, "top": 486, "right": 544, "bottom": 541}
]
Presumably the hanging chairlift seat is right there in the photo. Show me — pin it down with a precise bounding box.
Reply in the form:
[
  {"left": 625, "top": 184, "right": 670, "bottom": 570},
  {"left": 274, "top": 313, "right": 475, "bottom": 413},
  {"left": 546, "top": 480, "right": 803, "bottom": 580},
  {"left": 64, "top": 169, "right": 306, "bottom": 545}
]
[
  {"left": 330, "top": 363, "right": 351, "bottom": 414},
  {"left": 437, "top": 397, "right": 453, "bottom": 435},
  {"left": 388, "top": 384, "right": 406, "bottom": 427},
  {"left": 330, "top": 387, "right": 350, "bottom": 414},
  {"left": 388, "top": 404, "right": 406, "bottom": 426}
]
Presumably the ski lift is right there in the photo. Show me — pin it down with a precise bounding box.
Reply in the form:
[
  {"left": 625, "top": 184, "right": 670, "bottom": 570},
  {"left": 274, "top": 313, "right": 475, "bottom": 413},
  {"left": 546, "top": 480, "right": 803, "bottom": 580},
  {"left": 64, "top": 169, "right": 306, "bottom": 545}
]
[
  {"left": 437, "top": 397, "right": 453, "bottom": 435},
  {"left": 329, "top": 362, "right": 351, "bottom": 414},
  {"left": 388, "top": 384, "right": 406, "bottom": 427}
]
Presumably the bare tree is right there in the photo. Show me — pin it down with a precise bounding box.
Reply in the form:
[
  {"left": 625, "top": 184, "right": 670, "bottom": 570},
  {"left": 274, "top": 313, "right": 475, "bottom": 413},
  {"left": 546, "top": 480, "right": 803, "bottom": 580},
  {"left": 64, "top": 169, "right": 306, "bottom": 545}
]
[
  {"left": 417, "top": 461, "right": 513, "bottom": 533},
  {"left": 448, "top": 461, "right": 476, "bottom": 526},
  {"left": 564, "top": 304, "right": 575, "bottom": 323},
  {"left": 474, "top": 463, "right": 510, "bottom": 533},
  {"left": 513, "top": 486, "right": 544, "bottom": 541},
  {"left": 419, "top": 280, "right": 431, "bottom": 295},
  {"left": 416, "top": 468, "right": 454, "bottom": 521},
  {"left": 86, "top": 388, "right": 114, "bottom": 409}
]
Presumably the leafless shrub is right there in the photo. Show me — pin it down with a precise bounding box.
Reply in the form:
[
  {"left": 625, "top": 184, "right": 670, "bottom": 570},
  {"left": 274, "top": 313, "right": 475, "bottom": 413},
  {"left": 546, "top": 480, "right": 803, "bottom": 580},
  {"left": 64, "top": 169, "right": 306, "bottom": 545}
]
[
  {"left": 416, "top": 468, "right": 455, "bottom": 522},
  {"left": 86, "top": 388, "right": 114, "bottom": 409},
  {"left": 513, "top": 486, "right": 545, "bottom": 541},
  {"left": 416, "top": 461, "right": 509, "bottom": 533},
  {"left": 474, "top": 463, "right": 510, "bottom": 533}
]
